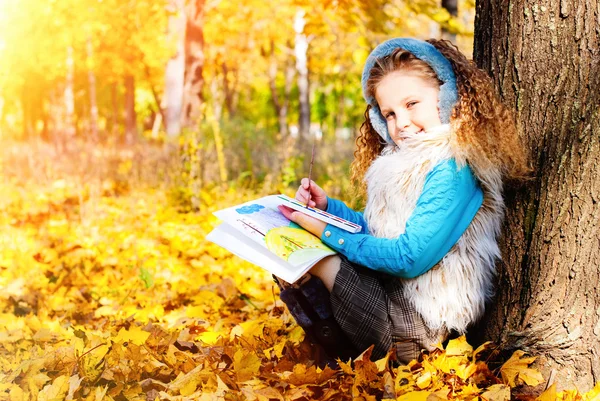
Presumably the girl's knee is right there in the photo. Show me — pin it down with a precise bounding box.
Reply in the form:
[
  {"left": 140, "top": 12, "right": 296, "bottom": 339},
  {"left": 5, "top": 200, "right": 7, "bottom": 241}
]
[{"left": 309, "top": 255, "right": 341, "bottom": 292}]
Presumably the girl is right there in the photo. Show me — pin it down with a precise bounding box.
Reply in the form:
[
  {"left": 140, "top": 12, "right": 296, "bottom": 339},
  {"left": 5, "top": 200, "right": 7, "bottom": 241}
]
[{"left": 277, "top": 38, "right": 530, "bottom": 363}]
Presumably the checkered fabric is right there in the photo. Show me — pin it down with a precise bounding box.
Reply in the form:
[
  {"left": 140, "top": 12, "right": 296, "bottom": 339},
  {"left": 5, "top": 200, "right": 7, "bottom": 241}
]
[{"left": 330, "top": 256, "right": 447, "bottom": 363}]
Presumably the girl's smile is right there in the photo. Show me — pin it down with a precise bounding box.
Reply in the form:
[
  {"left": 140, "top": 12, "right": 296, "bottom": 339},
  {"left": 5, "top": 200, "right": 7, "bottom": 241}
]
[{"left": 374, "top": 71, "right": 442, "bottom": 145}]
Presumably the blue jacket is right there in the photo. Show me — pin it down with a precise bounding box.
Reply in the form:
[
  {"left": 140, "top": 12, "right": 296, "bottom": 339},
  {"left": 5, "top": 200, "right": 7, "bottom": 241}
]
[{"left": 320, "top": 159, "right": 483, "bottom": 278}]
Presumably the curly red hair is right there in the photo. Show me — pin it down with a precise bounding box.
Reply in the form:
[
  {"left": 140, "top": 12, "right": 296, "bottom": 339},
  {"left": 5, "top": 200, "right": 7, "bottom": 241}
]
[{"left": 350, "top": 39, "right": 531, "bottom": 200}]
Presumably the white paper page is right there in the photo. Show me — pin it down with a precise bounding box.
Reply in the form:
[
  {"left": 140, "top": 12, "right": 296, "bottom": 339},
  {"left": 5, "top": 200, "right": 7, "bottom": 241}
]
[
  {"left": 212, "top": 195, "right": 336, "bottom": 272},
  {"left": 207, "top": 222, "right": 321, "bottom": 283}
]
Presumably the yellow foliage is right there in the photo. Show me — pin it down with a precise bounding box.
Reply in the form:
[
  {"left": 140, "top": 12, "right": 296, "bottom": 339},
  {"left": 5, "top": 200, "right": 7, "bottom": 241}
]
[
  {"left": 499, "top": 350, "right": 544, "bottom": 387},
  {"left": 0, "top": 154, "right": 597, "bottom": 401}
]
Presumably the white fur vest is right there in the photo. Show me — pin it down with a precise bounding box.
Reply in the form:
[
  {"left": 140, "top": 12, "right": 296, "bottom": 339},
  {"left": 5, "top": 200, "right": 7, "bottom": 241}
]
[{"left": 363, "top": 125, "right": 505, "bottom": 333}]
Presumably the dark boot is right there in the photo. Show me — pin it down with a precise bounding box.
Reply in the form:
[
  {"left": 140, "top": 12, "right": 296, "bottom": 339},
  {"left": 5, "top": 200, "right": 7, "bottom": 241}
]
[{"left": 275, "top": 275, "right": 358, "bottom": 365}]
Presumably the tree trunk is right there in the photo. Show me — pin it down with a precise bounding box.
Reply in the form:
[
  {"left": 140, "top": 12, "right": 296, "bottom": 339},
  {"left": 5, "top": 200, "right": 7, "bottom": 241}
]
[
  {"left": 265, "top": 39, "right": 292, "bottom": 137},
  {"left": 222, "top": 62, "right": 239, "bottom": 117},
  {"left": 63, "top": 46, "right": 76, "bottom": 149},
  {"left": 441, "top": 0, "right": 458, "bottom": 42},
  {"left": 294, "top": 9, "right": 310, "bottom": 143},
  {"left": 111, "top": 82, "right": 119, "bottom": 136},
  {"left": 473, "top": 0, "right": 600, "bottom": 391},
  {"left": 182, "top": 0, "right": 205, "bottom": 129},
  {"left": 87, "top": 38, "right": 99, "bottom": 142},
  {"left": 124, "top": 74, "right": 137, "bottom": 144},
  {"left": 163, "top": 0, "right": 186, "bottom": 138},
  {"left": 282, "top": 43, "right": 294, "bottom": 137}
]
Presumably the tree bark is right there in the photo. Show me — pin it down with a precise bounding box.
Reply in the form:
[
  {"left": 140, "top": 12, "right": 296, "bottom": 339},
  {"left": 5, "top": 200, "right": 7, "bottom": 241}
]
[
  {"left": 441, "top": 0, "right": 458, "bottom": 42},
  {"left": 87, "top": 37, "right": 99, "bottom": 142},
  {"left": 294, "top": 10, "right": 311, "bottom": 143},
  {"left": 473, "top": 0, "right": 600, "bottom": 391},
  {"left": 182, "top": 0, "right": 205, "bottom": 129},
  {"left": 222, "top": 62, "right": 239, "bottom": 118},
  {"left": 163, "top": 0, "right": 186, "bottom": 138},
  {"left": 265, "top": 39, "right": 293, "bottom": 137},
  {"left": 124, "top": 74, "right": 137, "bottom": 144},
  {"left": 111, "top": 82, "right": 119, "bottom": 136}
]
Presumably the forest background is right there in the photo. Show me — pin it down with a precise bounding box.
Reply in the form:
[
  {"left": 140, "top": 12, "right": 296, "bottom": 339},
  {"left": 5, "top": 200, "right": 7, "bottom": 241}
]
[{"left": 1, "top": 0, "right": 599, "bottom": 400}]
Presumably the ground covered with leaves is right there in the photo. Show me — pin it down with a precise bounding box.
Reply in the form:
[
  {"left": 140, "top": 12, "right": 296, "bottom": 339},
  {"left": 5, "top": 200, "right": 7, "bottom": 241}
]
[{"left": 1, "top": 145, "right": 599, "bottom": 400}]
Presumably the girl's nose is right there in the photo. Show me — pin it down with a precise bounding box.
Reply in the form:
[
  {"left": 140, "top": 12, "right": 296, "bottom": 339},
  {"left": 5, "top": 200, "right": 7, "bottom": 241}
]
[{"left": 395, "top": 113, "right": 410, "bottom": 132}]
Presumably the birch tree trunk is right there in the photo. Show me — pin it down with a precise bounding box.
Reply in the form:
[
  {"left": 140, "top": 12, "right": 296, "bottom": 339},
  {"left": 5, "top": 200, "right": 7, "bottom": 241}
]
[
  {"left": 163, "top": 0, "right": 186, "bottom": 138},
  {"left": 63, "top": 46, "right": 76, "bottom": 150},
  {"left": 124, "top": 74, "right": 137, "bottom": 144},
  {"left": 473, "top": 0, "right": 600, "bottom": 391},
  {"left": 294, "top": 10, "right": 310, "bottom": 143},
  {"left": 182, "top": 0, "right": 205, "bottom": 129},
  {"left": 87, "top": 38, "right": 99, "bottom": 142}
]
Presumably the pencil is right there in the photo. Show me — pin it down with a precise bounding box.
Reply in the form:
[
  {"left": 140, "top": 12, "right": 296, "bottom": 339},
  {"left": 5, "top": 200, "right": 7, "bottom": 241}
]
[{"left": 307, "top": 139, "right": 316, "bottom": 208}]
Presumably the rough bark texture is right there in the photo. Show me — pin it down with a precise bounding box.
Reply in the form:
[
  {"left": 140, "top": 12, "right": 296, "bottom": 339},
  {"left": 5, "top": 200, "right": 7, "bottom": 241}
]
[{"left": 473, "top": 0, "right": 600, "bottom": 391}]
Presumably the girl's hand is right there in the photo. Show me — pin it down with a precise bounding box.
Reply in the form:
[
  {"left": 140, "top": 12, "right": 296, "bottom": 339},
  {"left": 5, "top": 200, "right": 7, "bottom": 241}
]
[
  {"left": 296, "top": 178, "right": 328, "bottom": 210},
  {"left": 277, "top": 205, "right": 327, "bottom": 238}
]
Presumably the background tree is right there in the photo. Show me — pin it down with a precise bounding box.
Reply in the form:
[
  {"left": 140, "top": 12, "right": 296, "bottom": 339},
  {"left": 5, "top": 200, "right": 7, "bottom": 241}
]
[{"left": 473, "top": 0, "right": 600, "bottom": 391}]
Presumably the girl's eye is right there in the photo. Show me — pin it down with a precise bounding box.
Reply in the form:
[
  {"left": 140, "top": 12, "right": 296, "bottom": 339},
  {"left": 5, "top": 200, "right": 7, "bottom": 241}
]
[
  {"left": 407, "top": 101, "right": 418, "bottom": 108},
  {"left": 385, "top": 112, "right": 395, "bottom": 120}
]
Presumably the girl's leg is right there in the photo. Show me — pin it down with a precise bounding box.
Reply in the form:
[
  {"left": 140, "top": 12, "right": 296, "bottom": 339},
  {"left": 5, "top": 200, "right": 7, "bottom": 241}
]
[
  {"left": 308, "top": 255, "right": 341, "bottom": 292},
  {"left": 275, "top": 255, "right": 357, "bottom": 364}
]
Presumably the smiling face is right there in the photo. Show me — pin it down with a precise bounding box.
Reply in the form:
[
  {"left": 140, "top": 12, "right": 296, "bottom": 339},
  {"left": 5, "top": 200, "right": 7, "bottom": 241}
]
[{"left": 374, "top": 70, "right": 442, "bottom": 146}]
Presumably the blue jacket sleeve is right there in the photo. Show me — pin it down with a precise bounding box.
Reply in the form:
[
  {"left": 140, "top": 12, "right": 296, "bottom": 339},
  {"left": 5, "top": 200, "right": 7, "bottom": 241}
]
[
  {"left": 325, "top": 197, "right": 369, "bottom": 234},
  {"left": 320, "top": 159, "right": 484, "bottom": 278}
]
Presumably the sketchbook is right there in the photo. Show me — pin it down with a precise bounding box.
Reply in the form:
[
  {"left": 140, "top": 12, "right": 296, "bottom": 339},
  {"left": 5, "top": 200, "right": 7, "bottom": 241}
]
[{"left": 207, "top": 195, "right": 357, "bottom": 283}]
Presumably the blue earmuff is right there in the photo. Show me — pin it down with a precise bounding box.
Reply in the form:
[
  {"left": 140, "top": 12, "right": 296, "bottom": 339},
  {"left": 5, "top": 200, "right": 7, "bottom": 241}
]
[{"left": 361, "top": 38, "right": 459, "bottom": 143}]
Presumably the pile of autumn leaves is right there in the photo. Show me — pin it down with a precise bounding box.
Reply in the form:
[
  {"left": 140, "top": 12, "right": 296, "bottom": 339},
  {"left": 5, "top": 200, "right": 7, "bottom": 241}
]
[{"left": 1, "top": 173, "right": 599, "bottom": 400}]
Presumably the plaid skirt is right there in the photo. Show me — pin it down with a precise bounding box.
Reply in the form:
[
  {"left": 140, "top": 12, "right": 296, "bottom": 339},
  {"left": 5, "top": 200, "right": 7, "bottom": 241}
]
[{"left": 330, "top": 256, "right": 447, "bottom": 363}]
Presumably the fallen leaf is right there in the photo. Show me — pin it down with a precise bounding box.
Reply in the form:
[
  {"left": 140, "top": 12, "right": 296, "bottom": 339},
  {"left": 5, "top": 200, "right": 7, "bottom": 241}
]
[
  {"left": 445, "top": 336, "right": 473, "bottom": 357},
  {"left": 481, "top": 384, "right": 510, "bottom": 401},
  {"left": 499, "top": 350, "right": 544, "bottom": 387},
  {"left": 37, "top": 375, "right": 69, "bottom": 401},
  {"left": 537, "top": 383, "right": 556, "bottom": 401},
  {"left": 396, "top": 390, "right": 432, "bottom": 401},
  {"left": 234, "top": 349, "right": 261, "bottom": 382}
]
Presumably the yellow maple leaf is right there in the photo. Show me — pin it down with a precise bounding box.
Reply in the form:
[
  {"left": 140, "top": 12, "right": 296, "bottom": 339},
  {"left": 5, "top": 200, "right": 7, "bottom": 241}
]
[
  {"left": 287, "top": 326, "right": 305, "bottom": 344},
  {"left": 196, "top": 331, "right": 222, "bottom": 345},
  {"left": 537, "top": 384, "right": 556, "bottom": 401},
  {"left": 114, "top": 326, "right": 150, "bottom": 346},
  {"left": 179, "top": 377, "right": 200, "bottom": 396},
  {"left": 78, "top": 344, "right": 109, "bottom": 383},
  {"left": 499, "top": 350, "right": 544, "bottom": 387},
  {"left": 229, "top": 319, "right": 265, "bottom": 343},
  {"left": 473, "top": 341, "right": 494, "bottom": 361},
  {"left": 338, "top": 359, "right": 354, "bottom": 376},
  {"left": 37, "top": 375, "right": 69, "bottom": 401},
  {"left": 445, "top": 335, "right": 473, "bottom": 357},
  {"left": 481, "top": 384, "right": 511, "bottom": 401},
  {"left": 397, "top": 390, "right": 432, "bottom": 401},
  {"left": 415, "top": 371, "right": 432, "bottom": 389},
  {"left": 233, "top": 349, "right": 261, "bottom": 382},
  {"left": 8, "top": 385, "right": 26, "bottom": 401},
  {"left": 375, "top": 349, "right": 392, "bottom": 372}
]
